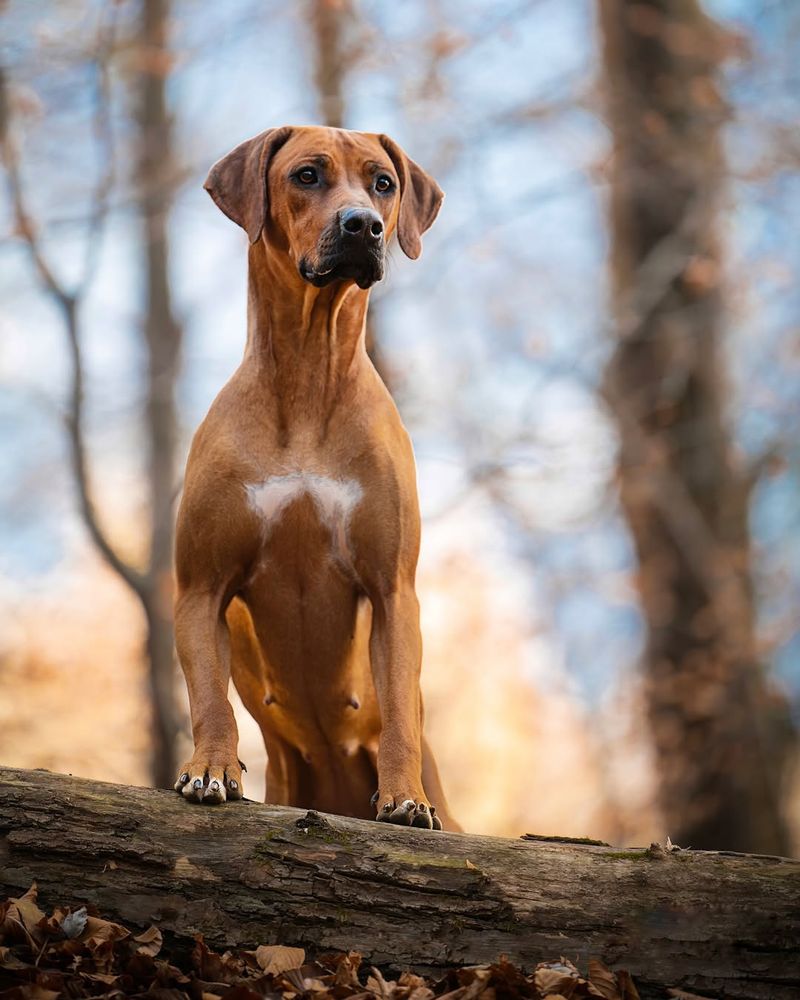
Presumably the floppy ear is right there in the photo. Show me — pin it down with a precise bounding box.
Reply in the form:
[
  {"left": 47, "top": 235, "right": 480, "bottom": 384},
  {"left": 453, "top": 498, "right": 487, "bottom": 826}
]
[
  {"left": 204, "top": 126, "right": 293, "bottom": 244},
  {"left": 378, "top": 135, "right": 443, "bottom": 260}
]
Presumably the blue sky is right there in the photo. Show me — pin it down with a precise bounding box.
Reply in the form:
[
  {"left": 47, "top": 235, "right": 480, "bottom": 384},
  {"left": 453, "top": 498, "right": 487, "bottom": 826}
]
[{"left": 1, "top": 0, "right": 798, "bottom": 710}]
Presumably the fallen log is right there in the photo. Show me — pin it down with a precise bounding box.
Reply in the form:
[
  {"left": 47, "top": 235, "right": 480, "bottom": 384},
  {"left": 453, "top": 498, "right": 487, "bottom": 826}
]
[{"left": 0, "top": 767, "right": 798, "bottom": 1000}]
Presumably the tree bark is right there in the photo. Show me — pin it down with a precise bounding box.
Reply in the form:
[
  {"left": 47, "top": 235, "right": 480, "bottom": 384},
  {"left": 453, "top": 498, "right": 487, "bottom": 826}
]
[
  {"left": 1, "top": 769, "right": 798, "bottom": 1000},
  {"left": 598, "top": 0, "right": 795, "bottom": 854}
]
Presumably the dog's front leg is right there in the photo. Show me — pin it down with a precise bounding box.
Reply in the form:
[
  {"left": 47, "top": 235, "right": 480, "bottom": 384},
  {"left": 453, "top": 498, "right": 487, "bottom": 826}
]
[
  {"left": 173, "top": 587, "right": 243, "bottom": 804},
  {"left": 369, "top": 583, "right": 438, "bottom": 829}
]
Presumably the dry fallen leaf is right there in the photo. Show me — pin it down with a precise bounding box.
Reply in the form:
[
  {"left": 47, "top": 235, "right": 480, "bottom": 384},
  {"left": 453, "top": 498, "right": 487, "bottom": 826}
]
[
  {"left": 254, "top": 943, "right": 306, "bottom": 974},
  {"left": 80, "top": 914, "right": 130, "bottom": 952},
  {"left": 535, "top": 962, "right": 579, "bottom": 997},
  {"left": 6, "top": 987, "right": 62, "bottom": 1000},
  {"left": 2, "top": 884, "right": 46, "bottom": 946},
  {"left": 587, "top": 959, "right": 620, "bottom": 999},
  {"left": 616, "top": 969, "right": 640, "bottom": 1000},
  {"left": 215, "top": 987, "right": 263, "bottom": 1000},
  {"left": 462, "top": 967, "right": 491, "bottom": 1000},
  {"left": 330, "top": 951, "right": 363, "bottom": 987},
  {"left": 0, "top": 944, "right": 28, "bottom": 970},
  {"left": 81, "top": 970, "right": 122, "bottom": 985},
  {"left": 133, "top": 924, "right": 163, "bottom": 956},
  {"left": 0, "top": 887, "right": 644, "bottom": 1000},
  {"left": 367, "top": 965, "right": 396, "bottom": 999}
]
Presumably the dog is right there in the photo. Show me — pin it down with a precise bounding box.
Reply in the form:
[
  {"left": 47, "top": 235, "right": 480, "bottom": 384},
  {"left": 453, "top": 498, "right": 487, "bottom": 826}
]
[{"left": 173, "top": 126, "right": 459, "bottom": 831}]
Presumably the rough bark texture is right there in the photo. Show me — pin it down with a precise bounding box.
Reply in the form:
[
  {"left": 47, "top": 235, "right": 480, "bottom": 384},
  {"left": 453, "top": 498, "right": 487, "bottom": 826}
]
[
  {"left": 598, "top": 0, "right": 795, "bottom": 854},
  {"left": 1, "top": 769, "right": 798, "bottom": 1000}
]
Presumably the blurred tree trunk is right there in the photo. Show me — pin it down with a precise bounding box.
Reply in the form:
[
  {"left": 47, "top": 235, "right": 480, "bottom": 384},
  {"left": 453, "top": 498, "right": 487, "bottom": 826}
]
[
  {"left": 308, "top": 0, "right": 391, "bottom": 385},
  {"left": 598, "top": 0, "right": 794, "bottom": 853},
  {"left": 310, "top": 0, "right": 346, "bottom": 129},
  {"left": 134, "top": 0, "right": 182, "bottom": 789},
  {"left": 1, "top": 5, "right": 183, "bottom": 790}
]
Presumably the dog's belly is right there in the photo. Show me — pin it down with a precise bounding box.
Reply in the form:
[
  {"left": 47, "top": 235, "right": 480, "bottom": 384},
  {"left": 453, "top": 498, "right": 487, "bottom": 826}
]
[{"left": 232, "top": 475, "right": 380, "bottom": 759}]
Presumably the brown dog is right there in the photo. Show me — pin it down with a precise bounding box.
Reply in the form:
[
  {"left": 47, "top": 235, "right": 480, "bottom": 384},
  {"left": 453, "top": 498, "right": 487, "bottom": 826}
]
[{"left": 173, "top": 126, "right": 458, "bottom": 831}]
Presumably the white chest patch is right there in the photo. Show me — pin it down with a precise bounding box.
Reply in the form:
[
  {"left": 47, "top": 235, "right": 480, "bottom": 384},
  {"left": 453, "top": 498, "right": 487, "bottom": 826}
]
[{"left": 246, "top": 472, "right": 363, "bottom": 540}]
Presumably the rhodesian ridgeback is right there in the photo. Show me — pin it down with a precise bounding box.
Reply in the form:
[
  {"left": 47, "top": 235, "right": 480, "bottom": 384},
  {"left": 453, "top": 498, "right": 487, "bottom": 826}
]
[{"left": 173, "top": 126, "right": 459, "bottom": 831}]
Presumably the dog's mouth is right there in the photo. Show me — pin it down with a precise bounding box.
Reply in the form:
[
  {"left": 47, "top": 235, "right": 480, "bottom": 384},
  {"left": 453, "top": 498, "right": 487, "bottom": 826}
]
[
  {"left": 299, "top": 225, "right": 385, "bottom": 291},
  {"left": 299, "top": 255, "right": 384, "bottom": 290}
]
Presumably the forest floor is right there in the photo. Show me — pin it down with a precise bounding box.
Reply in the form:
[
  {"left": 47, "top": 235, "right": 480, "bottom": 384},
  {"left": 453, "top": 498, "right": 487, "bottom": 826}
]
[{"left": 0, "top": 883, "right": 643, "bottom": 1000}]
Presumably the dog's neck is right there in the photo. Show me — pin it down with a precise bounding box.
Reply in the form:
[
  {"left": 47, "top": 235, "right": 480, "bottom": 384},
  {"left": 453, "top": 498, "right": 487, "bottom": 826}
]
[{"left": 244, "top": 241, "right": 371, "bottom": 424}]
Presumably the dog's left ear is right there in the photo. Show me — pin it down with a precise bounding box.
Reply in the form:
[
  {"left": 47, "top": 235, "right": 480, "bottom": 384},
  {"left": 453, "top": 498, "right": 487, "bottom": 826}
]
[
  {"left": 204, "top": 126, "right": 293, "bottom": 244},
  {"left": 379, "top": 135, "right": 443, "bottom": 260}
]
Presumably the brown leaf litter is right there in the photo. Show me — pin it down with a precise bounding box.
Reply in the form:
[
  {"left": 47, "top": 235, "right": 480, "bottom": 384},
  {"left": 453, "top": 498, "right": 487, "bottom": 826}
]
[{"left": 0, "top": 884, "right": 642, "bottom": 1000}]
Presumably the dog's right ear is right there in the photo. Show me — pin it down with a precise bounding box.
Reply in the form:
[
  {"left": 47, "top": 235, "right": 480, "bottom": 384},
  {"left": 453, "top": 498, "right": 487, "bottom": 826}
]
[{"left": 204, "top": 127, "right": 293, "bottom": 244}]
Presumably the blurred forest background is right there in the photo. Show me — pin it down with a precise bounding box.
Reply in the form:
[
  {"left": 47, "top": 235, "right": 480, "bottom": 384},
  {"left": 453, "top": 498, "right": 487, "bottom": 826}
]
[{"left": 1, "top": 0, "right": 798, "bottom": 854}]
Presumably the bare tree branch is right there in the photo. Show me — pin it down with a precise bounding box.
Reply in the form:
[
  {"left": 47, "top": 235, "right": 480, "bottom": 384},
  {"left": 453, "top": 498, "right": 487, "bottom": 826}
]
[
  {"left": 0, "top": 16, "right": 147, "bottom": 602},
  {"left": 76, "top": 5, "right": 118, "bottom": 300}
]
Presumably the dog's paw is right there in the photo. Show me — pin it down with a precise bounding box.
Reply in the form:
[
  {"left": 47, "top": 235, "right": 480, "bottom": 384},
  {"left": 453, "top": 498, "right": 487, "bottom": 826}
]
[
  {"left": 372, "top": 791, "right": 442, "bottom": 830},
  {"left": 174, "top": 755, "right": 245, "bottom": 804}
]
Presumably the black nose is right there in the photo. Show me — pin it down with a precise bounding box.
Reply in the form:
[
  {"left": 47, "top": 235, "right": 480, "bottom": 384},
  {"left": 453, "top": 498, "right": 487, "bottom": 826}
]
[{"left": 340, "top": 207, "right": 383, "bottom": 244}]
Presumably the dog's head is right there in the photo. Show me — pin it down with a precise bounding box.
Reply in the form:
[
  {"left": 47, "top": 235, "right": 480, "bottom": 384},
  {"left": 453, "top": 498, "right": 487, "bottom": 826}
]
[{"left": 204, "top": 126, "right": 443, "bottom": 289}]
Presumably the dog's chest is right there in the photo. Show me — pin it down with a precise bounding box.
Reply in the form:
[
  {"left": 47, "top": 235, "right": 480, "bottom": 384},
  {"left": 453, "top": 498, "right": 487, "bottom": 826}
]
[{"left": 245, "top": 472, "right": 362, "bottom": 568}]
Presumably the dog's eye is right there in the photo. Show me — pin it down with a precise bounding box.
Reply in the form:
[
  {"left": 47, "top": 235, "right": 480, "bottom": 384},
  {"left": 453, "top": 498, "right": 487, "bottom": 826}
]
[
  {"left": 296, "top": 167, "right": 318, "bottom": 185},
  {"left": 375, "top": 175, "right": 394, "bottom": 193}
]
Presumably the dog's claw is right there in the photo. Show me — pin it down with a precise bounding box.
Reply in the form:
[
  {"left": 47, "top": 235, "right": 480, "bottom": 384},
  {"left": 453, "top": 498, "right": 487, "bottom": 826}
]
[
  {"left": 390, "top": 799, "right": 416, "bottom": 825},
  {"left": 411, "top": 802, "right": 433, "bottom": 829},
  {"left": 375, "top": 796, "right": 440, "bottom": 830},
  {"left": 203, "top": 778, "right": 226, "bottom": 804},
  {"left": 175, "top": 757, "right": 243, "bottom": 804}
]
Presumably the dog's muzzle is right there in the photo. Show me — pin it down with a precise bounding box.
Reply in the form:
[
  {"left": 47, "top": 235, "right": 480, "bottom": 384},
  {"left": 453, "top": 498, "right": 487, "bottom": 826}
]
[{"left": 300, "top": 207, "right": 385, "bottom": 290}]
